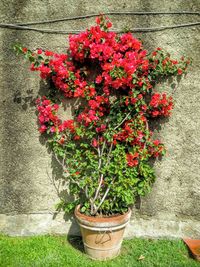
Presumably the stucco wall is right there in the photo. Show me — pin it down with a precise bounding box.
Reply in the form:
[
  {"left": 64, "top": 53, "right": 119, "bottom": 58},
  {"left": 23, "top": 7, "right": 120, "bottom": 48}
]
[{"left": 0, "top": 0, "right": 200, "bottom": 237}]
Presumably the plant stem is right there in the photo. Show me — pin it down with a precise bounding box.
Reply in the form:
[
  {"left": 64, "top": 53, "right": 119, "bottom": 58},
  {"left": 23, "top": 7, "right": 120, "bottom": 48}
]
[
  {"left": 91, "top": 140, "right": 106, "bottom": 212},
  {"left": 144, "top": 119, "right": 149, "bottom": 149},
  {"left": 93, "top": 178, "right": 116, "bottom": 215},
  {"left": 114, "top": 112, "right": 131, "bottom": 130},
  {"left": 92, "top": 113, "right": 132, "bottom": 215},
  {"left": 93, "top": 174, "right": 104, "bottom": 202}
]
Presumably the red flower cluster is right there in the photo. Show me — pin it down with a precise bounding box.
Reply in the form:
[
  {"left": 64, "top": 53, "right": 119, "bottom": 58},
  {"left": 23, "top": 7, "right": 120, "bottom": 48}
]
[
  {"left": 148, "top": 140, "right": 166, "bottom": 157},
  {"left": 148, "top": 93, "right": 173, "bottom": 117},
  {"left": 113, "top": 116, "right": 147, "bottom": 146},
  {"left": 17, "top": 15, "right": 190, "bottom": 169},
  {"left": 149, "top": 47, "right": 190, "bottom": 78},
  {"left": 36, "top": 98, "right": 60, "bottom": 133},
  {"left": 77, "top": 96, "right": 109, "bottom": 127},
  {"left": 36, "top": 97, "right": 76, "bottom": 135},
  {"left": 77, "top": 108, "right": 99, "bottom": 126},
  {"left": 31, "top": 52, "right": 97, "bottom": 99},
  {"left": 69, "top": 17, "right": 151, "bottom": 95}
]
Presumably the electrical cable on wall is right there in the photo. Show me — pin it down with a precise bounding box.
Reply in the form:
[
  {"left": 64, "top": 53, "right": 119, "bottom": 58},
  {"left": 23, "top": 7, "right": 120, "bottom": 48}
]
[
  {"left": 0, "top": 11, "right": 199, "bottom": 34},
  {"left": 15, "top": 11, "right": 200, "bottom": 25}
]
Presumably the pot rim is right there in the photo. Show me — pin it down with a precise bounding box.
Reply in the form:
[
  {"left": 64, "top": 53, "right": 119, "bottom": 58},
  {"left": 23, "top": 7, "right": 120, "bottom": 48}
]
[{"left": 74, "top": 205, "right": 131, "bottom": 228}]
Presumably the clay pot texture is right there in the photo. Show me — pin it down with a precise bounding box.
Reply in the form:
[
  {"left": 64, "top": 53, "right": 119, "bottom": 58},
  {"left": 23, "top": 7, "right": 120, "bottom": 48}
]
[
  {"left": 183, "top": 239, "right": 200, "bottom": 261},
  {"left": 74, "top": 205, "right": 131, "bottom": 260}
]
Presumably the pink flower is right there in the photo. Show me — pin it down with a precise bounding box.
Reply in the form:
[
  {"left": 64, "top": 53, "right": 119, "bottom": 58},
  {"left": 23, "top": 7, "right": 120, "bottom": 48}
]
[{"left": 50, "top": 126, "right": 56, "bottom": 133}]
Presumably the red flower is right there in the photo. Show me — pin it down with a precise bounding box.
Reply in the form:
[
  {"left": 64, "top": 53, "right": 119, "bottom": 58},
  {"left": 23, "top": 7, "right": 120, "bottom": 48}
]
[
  {"left": 141, "top": 105, "right": 147, "bottom": 111},
  {"left": 177, "top": 68, "right": 183, "bottom": 75},
  {"left": 153, "top": 140, "right": 160, "bottom": 146},
  {"left": 113, "top": 140, "right": 117, "bottom": 145},
  {"left": 74, "top": 88, "right": 84, "bottom": 97},
  {"left": 126, "top": 153, "right": 139, "bottom": 167},
  {"left": 45, "top": 50, "right": 54, "bottom": 56},
  {"left": 92, "top": 138, "right": 98, "bottom": 147},
  {"left": 22, "top": 47, "right": 28, "bottom": 53},
  {"left": 39, "top": 65, "right": 51, "bottom": 79},
  {"left": 106, "top": 21, "right": 112, "bottom": 28},
  {"left": 131, "top": 98, "right": 137, "bottom": 104},
  {"left": 89, "top": 100, "right": 99, "bottom": 109},
  {"left": 96, "top": 124, "right": 106, "bottom": 133},
  {"left": 125, "top": 98, "right": 129, "bottom": 106},
  {"left": 58, "top": 137, "right": 65, "bottom": 145},
  {"left": 74, "top": 135, "right": 80, "bottom": 140},
  {"left": 138, "top": 94, "right": 143, "bottom": 100},
  {"left": 96, "top": 75, "right": 102, "bottom": 84},
  {"left": 39, "top": 125, "right": 47, "bottom": 133},
  {"left": 96, "top": 17, "right": 101, "bottom": 25},
  {"left": 152, "top": 110, "right": 159, "bottom": 117},
  {"left": 37, "top": 49, "right": 43, "bottom": 54},
  {"left": 172, "top": 60, "right": 178, "bottom": 65}
]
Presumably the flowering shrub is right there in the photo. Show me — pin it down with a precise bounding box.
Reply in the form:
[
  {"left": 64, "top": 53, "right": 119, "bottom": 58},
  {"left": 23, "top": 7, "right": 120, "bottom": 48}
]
[{"left": 14, "top": 16, "right": 190, "bottom": 216}]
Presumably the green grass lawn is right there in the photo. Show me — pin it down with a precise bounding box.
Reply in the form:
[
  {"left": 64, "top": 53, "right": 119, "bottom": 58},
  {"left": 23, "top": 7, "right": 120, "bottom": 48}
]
[{"left": 0, "top": 234, "right": 199, "bottom": 267}]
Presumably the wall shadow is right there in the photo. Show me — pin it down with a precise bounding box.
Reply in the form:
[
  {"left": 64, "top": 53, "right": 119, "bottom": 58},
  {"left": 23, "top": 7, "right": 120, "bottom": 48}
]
[{"left": 0, "top": 0, "right": 35, "bottom": 214}]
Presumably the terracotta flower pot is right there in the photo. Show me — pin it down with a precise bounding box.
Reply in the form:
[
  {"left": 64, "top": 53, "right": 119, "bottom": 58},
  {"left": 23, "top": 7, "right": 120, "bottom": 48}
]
[
  {"left": 183, "top": 239, "right": 200, "bottom": 261},
  {"left": 74, "top": 205, "right": 131, "bottom": 260}
]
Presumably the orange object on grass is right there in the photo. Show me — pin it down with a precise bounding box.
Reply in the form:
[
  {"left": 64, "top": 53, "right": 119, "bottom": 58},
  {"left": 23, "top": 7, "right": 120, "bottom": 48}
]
[{"left": 183, "top": 239, "right": 200, "bottom": 261}]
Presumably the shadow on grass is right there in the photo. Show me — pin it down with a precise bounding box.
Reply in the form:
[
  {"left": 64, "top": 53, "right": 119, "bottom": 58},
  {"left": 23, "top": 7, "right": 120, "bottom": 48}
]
[
  {"left": 183, "top": 242, "right": 198, "bottom": 262},
  {"left": 67, "top": 235, "right": 85, "bottom": 253}
]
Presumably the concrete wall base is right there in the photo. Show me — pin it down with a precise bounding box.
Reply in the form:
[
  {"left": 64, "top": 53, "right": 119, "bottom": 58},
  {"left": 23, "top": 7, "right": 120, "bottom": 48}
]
[{"left": 1, "top": 213, "right": 199, "bottom": 238}]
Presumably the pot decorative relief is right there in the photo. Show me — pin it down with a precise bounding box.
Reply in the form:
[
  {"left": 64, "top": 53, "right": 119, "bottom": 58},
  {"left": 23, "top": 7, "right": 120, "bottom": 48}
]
[{"left": 75, "top": 205, "right": 131, "bottom": 260}]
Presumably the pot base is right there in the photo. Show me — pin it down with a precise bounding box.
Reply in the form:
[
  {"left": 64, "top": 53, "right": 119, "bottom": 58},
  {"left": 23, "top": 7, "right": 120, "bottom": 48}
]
[{"left": 85, "top": 246, "right": 121, "bottom": 261}]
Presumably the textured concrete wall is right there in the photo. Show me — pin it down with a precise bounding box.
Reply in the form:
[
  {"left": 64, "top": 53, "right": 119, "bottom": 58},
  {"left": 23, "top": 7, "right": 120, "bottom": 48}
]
[{"left": 0, "top": 0, "right": 200, "bottom": 237}]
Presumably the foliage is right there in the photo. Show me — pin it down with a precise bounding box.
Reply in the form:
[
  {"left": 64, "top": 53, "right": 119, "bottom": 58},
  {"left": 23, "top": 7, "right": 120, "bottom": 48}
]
[{"left": 14, "top": 15, "right": 190, "bottom": 216}]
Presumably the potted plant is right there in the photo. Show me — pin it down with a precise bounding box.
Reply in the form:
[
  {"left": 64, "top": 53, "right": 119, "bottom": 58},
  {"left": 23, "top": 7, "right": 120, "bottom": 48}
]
[{"left": 14, "top": 15, "right": 190, "bottom": 260}]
